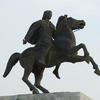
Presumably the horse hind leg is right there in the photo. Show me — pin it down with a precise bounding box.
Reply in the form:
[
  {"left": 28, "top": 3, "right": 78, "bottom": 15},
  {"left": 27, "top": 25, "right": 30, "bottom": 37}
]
[
  {"left": 34, "top": 68, "right": 49, "bottom": 93},
  {"left": 22, "top": 62, "right": 39, "bottom": 94}
]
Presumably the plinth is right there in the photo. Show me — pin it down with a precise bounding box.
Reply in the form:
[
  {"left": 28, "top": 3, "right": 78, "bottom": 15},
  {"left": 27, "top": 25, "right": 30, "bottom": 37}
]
[{"left": 0, "top": 92, "right": 92, "bottom": 100}]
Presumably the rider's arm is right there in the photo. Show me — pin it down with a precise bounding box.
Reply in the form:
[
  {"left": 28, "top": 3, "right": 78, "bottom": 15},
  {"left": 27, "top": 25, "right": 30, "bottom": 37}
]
[{"left": 23, "top": 20, "right": 41, "bottom": 44}]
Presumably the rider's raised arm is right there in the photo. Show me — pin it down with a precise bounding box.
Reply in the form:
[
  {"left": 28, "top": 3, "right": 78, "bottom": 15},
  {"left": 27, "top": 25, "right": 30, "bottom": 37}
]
[{"left": 23, "top": 20, "right": 41, "bottom": 44}]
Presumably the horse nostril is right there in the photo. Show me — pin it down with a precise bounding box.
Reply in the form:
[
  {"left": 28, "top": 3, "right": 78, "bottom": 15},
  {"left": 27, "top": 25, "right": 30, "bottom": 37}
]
[
  {"left": 80, "top": 22, "right": 85, "bottom": 26},
  {"left": 82, "top": 20, "right": 86, "bottom": 26}
]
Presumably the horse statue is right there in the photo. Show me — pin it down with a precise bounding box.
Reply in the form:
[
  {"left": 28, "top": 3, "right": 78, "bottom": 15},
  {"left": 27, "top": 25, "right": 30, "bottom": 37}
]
[{"left": 3, "top": 15, "right": 100, "bottom": 94}]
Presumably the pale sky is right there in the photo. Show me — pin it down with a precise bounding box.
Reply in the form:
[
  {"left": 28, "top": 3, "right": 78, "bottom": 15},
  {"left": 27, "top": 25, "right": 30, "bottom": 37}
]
[{"left": 0, "top": 0, "right": 100, "bottom": 100}]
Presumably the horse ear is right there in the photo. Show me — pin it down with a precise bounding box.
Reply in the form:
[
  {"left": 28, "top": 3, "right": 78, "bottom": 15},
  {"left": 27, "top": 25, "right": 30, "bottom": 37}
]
[{"left": 64, "top": 15, "right": 68, "bottom": 18}]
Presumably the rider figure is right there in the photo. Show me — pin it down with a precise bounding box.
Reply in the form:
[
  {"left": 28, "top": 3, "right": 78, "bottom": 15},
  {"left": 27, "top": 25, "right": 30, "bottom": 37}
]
[
  {"left": 23, "top": 10, "right": 61, "bottom": 79},
  {"left": 23, "top": 10, "right": 55, "bottom": 65}
]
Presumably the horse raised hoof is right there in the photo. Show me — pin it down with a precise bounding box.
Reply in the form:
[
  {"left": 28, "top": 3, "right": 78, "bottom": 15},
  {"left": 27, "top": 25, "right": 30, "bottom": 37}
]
[{"left": 94, "top": 69, "right": 100, "bottom": 76}]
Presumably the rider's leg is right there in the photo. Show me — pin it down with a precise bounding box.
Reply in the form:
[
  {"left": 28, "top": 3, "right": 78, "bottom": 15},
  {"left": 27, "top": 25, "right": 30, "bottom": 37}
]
[{"left": 35, "top": 42, "right": 52, "bottom": 65}]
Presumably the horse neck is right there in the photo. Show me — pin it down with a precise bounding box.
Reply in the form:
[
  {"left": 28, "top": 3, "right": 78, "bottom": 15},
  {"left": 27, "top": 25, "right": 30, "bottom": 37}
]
[
  {"left": 56, "top": 24, "right": 76, "bottom": 41},
  {"left": 63, "top": 27, "right": 76, "bottom": 46}
]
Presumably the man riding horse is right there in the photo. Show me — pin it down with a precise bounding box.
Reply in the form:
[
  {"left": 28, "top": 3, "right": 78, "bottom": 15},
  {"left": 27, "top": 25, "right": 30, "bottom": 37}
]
[
  {"left": 3, "top": 14, "right": 100, "bottom": 94},
  {"left": 23, "top": 10, "right": 61, "bottom": 78}
]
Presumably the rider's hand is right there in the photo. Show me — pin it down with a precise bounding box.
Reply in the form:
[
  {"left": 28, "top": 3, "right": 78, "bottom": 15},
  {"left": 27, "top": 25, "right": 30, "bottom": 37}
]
[{"left": 23, "top": 39, "right": 27, "bottom": 44}]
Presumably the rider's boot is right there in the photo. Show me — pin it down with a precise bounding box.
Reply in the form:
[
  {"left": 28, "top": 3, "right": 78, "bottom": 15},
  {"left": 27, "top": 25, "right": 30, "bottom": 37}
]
[
  {"left": 53, "top": 69, "right": 60, "bottom": 79},
  {"left": 53, "top": 64, "right": 61, "bottom": 79}
]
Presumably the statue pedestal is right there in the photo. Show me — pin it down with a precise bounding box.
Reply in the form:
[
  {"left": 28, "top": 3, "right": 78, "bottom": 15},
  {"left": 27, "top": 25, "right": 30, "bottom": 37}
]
[{"left": 0, "top": 92, "right": 92, "bottom": 100}]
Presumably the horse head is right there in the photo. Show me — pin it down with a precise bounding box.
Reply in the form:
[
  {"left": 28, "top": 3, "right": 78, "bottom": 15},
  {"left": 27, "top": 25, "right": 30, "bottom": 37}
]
[
  {"left": 56, "top": 15, "right": 86, "bottom": 32},
  {"left": 67, "top": 16, "right": 85, "bottom": 31}
]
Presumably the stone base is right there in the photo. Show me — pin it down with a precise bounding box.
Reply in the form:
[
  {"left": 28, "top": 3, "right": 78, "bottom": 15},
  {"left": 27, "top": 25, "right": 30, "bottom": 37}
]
[{"left": 0, "top": 92, "right": 92, "bottom": 100}]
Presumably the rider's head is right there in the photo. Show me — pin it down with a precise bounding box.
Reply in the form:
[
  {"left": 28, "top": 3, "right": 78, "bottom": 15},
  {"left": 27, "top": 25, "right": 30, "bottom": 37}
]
[{"left": 42, "top": 10, "right": 52, "bottom": 20}]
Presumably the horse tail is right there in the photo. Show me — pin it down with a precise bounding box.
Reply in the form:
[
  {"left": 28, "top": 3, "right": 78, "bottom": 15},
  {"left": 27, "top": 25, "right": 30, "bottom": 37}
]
[{"left": 3, "top": 53, "right": 20, "bottom": 78}]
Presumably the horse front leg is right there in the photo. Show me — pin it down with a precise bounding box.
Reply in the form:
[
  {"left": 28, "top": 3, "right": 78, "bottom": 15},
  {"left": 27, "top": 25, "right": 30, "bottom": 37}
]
[
  {"left": 67, "top": 55, "right": 100, "bottom": 76},
  {"left": 70, "top": 43, "right": 90, "bottom": 63},
  {"left": 67, "top": 55, "right": 85, "bottom": 63}
]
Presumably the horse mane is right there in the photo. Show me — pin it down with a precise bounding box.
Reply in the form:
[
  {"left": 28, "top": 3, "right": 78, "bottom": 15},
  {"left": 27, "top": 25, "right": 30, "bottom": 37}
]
[
  {"left": 55, "top": 16, "right": 69, "bottom": 38},
  {"left": 56, "top": 16, "right": 65, "bottom": 31}
]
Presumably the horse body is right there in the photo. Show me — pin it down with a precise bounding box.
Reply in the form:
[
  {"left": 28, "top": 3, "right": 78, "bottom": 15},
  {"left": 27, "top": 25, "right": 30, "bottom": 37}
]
[
  {"left": 3, "top": 15, "right": 100, "bottom": 94},
  {"left": 19, "top": 46, "right": 58, "bottom": 68}
]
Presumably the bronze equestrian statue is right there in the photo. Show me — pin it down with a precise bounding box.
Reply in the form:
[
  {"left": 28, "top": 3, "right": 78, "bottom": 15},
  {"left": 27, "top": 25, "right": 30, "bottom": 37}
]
[{"left": 3, "top": 15, "right": 100, "bottom": 94}]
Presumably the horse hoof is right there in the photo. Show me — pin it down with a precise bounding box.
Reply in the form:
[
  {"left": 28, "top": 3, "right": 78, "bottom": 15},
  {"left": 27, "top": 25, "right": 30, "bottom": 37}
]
[
  {"left": 53, "top": 71, "right": 61, "bottom": 79},
  {"left": 44, "top": 90, "right": 49, "bottom": 93},
  {"left": 94, "top": 69, "right": 100, "bottom": 76},
  {"left": 32, "top": 89, "right": 39, "bottom": 94}
]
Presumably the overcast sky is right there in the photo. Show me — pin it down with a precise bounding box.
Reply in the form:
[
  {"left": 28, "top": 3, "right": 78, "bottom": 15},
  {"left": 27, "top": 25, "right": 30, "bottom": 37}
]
[{"left": 0, "top": 0, "right": 100, "bottom": 100}]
